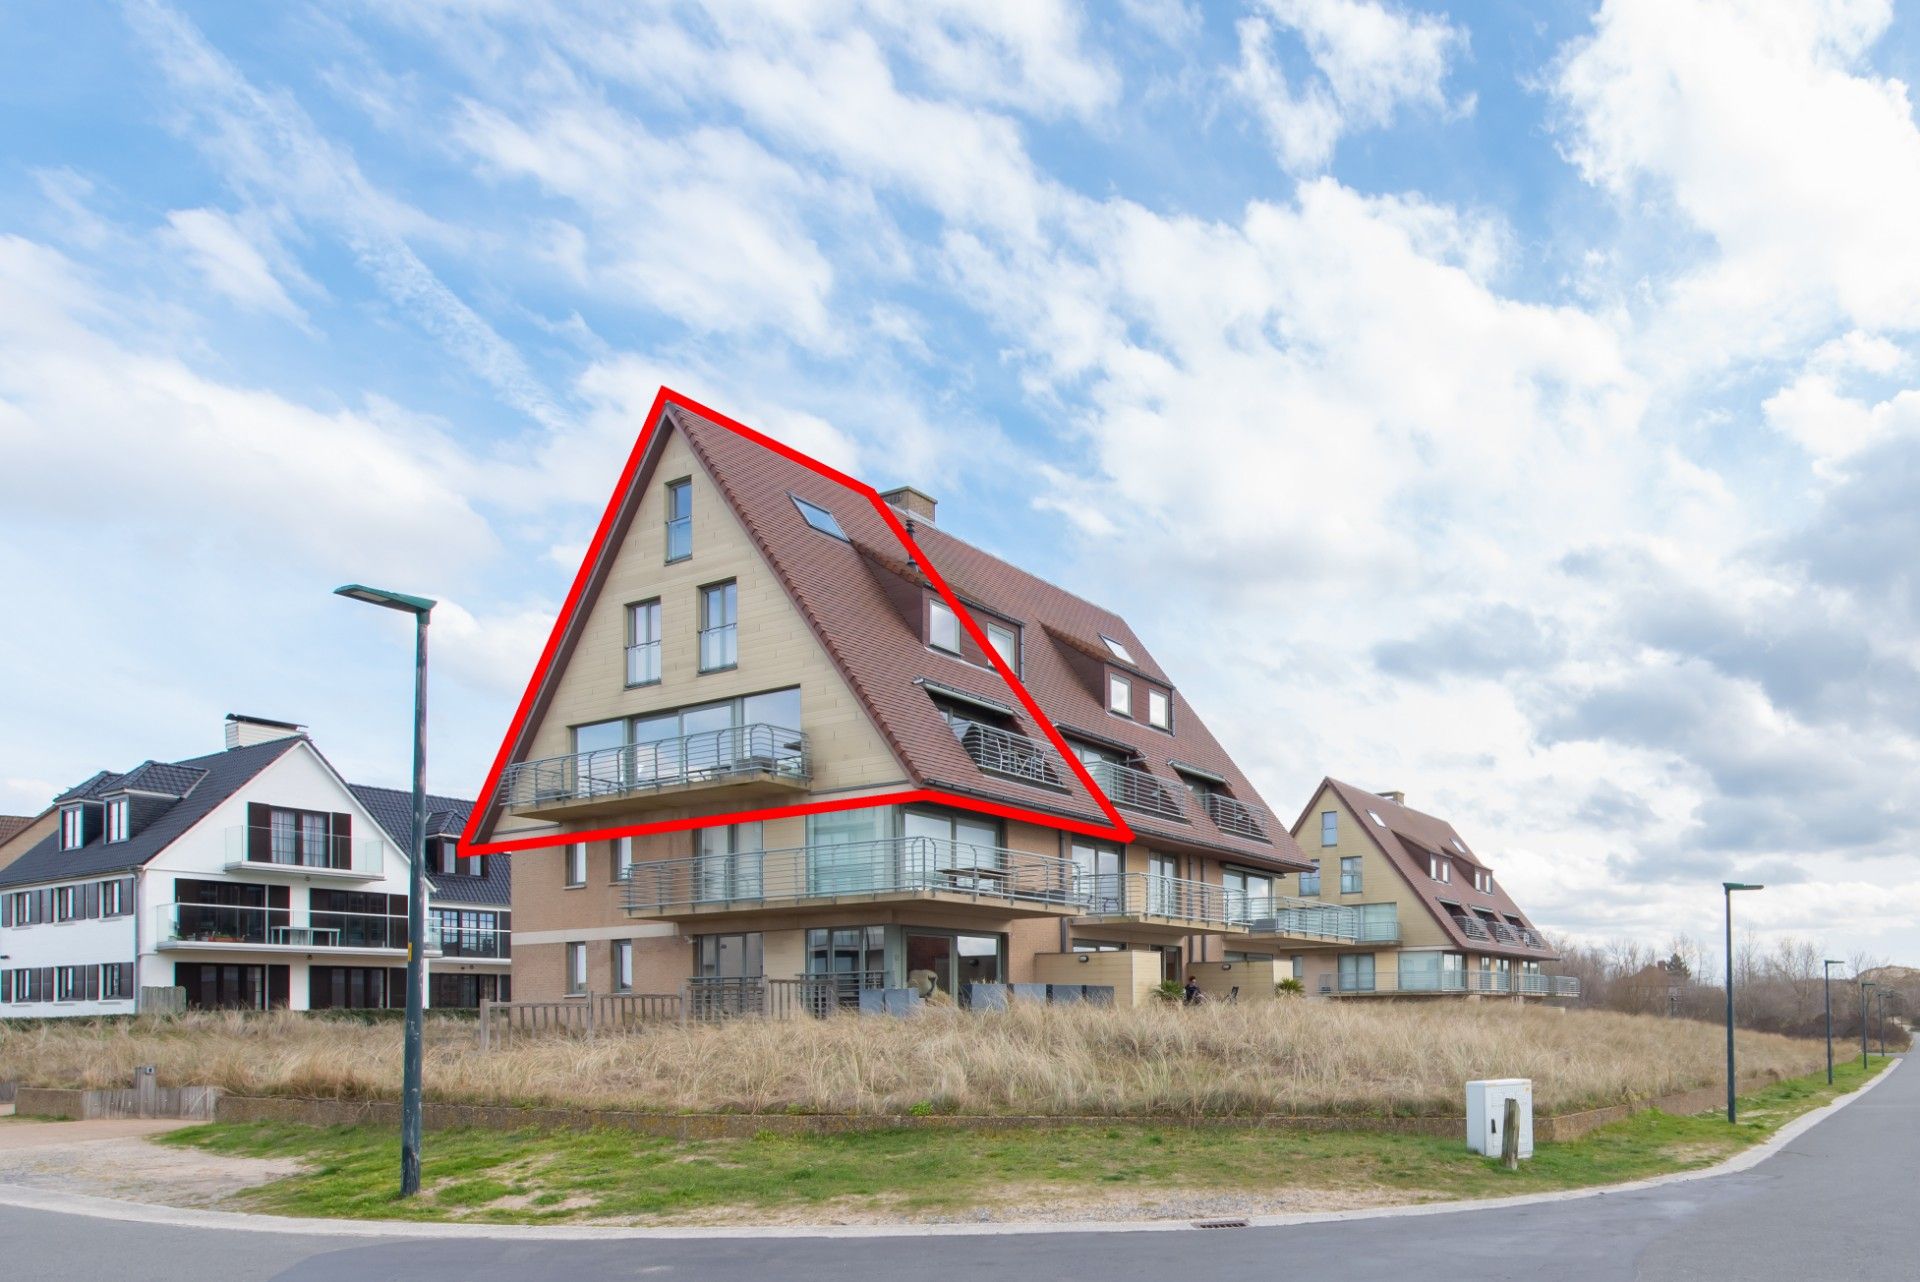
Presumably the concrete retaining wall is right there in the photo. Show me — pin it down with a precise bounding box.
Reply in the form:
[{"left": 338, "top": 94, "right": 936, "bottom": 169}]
[{"left": 14, "top": 1084, "right": 220, "bottom": 1121}]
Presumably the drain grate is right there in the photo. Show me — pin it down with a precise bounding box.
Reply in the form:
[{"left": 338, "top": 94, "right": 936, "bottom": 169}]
[{"left": 1191, "top": 1218, "right": 1251, "bottom": 1229}]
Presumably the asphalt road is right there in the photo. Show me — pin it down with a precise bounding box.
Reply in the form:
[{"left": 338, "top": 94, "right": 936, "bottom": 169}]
[{"left": 1, "top": 1057, "right": 1909, "bottom": 1282}]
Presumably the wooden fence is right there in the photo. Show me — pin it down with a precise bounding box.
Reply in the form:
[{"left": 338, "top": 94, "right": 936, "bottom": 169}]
[{"left": 476, "top": 991, "right": 681, "bottom": 1050}]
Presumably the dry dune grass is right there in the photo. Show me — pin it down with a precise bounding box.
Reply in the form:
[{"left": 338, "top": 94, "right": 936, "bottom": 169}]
[{"left": 0, "top": 1002, "right": 1828, "bottom": 1118}]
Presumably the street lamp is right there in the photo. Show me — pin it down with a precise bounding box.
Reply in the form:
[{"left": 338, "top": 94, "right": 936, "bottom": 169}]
[
  {"left": 335, "top": 583, "right": 435, "bottom": 1197},
  {"left": 1823, "top": 960, "right": 1846, "bottom": 1085},
  {"left": 1860, "top": 981, "right": 1877, "bottom": 1070},
  {"left": 1723, "top": 882, "right": 1764, "bottom": 1123},
  {"left": 1876, "top": 989, "right": 1889, "bottom": 1058}
]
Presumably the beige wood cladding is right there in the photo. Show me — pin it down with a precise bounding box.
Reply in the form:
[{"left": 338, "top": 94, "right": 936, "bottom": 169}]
[
  {"left": 1189, "top": 958, "right": 1278, "bottom": 1002},
  {"left": 519, "top": 424, "right": 903, "bottom": 791},
  {"left": 1032, "top": 949, "right": 1162, "bottom": 1008}
]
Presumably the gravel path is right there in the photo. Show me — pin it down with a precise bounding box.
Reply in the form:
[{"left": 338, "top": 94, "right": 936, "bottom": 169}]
[{"left": 0, "top": 1113, "right": 301, "bottom": 1208}]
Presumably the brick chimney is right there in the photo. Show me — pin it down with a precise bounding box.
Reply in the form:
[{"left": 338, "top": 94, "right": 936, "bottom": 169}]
[{"left": 880, "top": 486, "right": 937, "bottom": 525}]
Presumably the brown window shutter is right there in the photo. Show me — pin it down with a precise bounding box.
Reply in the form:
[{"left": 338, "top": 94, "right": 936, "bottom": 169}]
[{"left": 247, "top": 802, "right": 269, "bottom": 861}]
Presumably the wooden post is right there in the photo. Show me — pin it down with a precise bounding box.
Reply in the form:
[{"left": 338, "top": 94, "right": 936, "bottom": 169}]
[
  {"left": 585, "top": 990, "right": 596, "bottom": 1040},
  {"left": 1501, "top": 1096, "right": 1520, "bottom": 1170},
  {"left": 478, "top": 997, "right": 491, "bottom": 1052}
]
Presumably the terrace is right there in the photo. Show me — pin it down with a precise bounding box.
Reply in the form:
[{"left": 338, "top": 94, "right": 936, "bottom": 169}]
[{"left": 501, "top": 723, "right": 810, "bottom": 819}]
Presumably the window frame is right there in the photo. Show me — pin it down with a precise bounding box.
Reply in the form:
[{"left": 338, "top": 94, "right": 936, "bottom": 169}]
[
  {"left": 1098, "top": 633, "right": 1136, "bottom": 663},
  {"left": 927, "top": 596, "right": 961, "bottom": 654},
  {"left": 565, "top": 942, "right": 588, "bottom": 995},
  {"left": 664, "top": 478, "right": 693, "bottom": 563},
  {"left": 1299, "top": 860, "right": 1321, "bottom": 896},
  {"left": 1320, "top": 810, "right": 1338, "bottom": 846},
  {"left": 565, "top": 843, "right": 587, "bottom": 888},
  {"left": 106, "top": 798, "right": 129, "bottom": 843},
  {"left": 697, "top": 580, "right": 739, "bottom": 673},
  {"left": 60, "top": 806, "right": 84, "bottom": 850},
  {"left": 985, "top": 620, "right": 1018, "bottom": 672},
  {"left": 1146, "top": 688, "right": 1170, "bottom": 730},
  {"left": 790, "top": 493, "right": 849, "bottom": 540},
  {"left": 1340, "top": 855, "right": 1363, "bottom": 895},
  {"left": 1107, "top": 672, "right": 1132, "bottom": 717},
  {"left": 626, "top": 598, "right": 663, "bottom": 687},
  {"left": 612, "top": 939, "right": 634, "bottom": 992}
]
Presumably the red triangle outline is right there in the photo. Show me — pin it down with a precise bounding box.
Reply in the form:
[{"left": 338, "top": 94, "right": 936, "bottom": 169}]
[{"left": 459, "top": 385, "right": 1133, "bottom": 857}]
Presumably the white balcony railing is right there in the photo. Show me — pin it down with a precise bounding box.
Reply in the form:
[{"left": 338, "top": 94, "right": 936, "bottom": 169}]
[
  {"left": 221, "top": 825, "right": 386, "bottom": 879},
  {"left": 621, "top": 837, "right": 1083, "bottom": 914},
  {"left": 503, "top": 723, "right": 809, "bottom": 809}
]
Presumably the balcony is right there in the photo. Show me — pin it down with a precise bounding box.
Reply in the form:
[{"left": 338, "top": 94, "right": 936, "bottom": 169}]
[
  {"left": 683, "top": 971, "right": 883, "bottom": 1020},
  {"left": 1073, "top": 872, "right": 1250, "bottom": 938},
  {"left": 620, "top": 836, "right": 1086, "bottom": 923},
  {"left": 1452, "top": 912, "right": 1553, "bottom": 952},
  {"left": 1451, "top": 912, "right": 1492, "bottom": 941},
  {"left": 1085, "top": 760, "right": 1186, "bottom": 822},
  {"left": 1239, "top": 895, "right": 1362, "bottom": 943},
  {"left": 1316, "top": 970, "right": 1578, "bottom": 998},
  {"left": 436, "top": 925, "right": 511, "bottom": 960},
  {"left": 221, "top": 825, "right": 386, "bottom": 881},
  {"left": 502, "top": 723, "right": 810, "bottom": 819},
  {"left": 154, "top": 903, "right": 437, "bottom": 956},
  {"left": 1200, "top": 791, "right": 1268, "bottom": 841},
  {"left": 1517, "top": 927, "right": 1550, "bottom": 950},
  {"left": 953, "top": 720, "right": 1066, "bottom": 788}
]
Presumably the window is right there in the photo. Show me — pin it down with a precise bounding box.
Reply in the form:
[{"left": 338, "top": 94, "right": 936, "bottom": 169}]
[
  {"left": 627, "top": 599, "right": 662, "bottom": 686},
  {"left": 698, "top": 581, "right": 738, "bottom": 671},
  {"left": 791, "top": 494, "right": 847, "bottom": 539},
  {"left": 665, "top": 479, "right": 692, "bottom": 561},
  {"left": 102, "top": 962, "right": 134, "bottom": 1000},
  {"left": 697, "top": 932, "right": 765, "bottom": 979},
  {"left": 1070, "top": 839, "right": 1123, "bottom": 913},
  {"left": 1337, "top": 953, "right": 1376, "bottom": 993},
  {"left": 1368, "top": 808, "right": 1387, "bottom": 827},
  {"left": 566, "top": 942, "right": 588, "bottom": 995},
  {"left": 565, "top": 843, "right": 587, "bottom": 887},
  {"left": 1222, "top": 866, "right": 1274, "bottom": 920},
  {"left": 986, "top": 621, "right": 1018, "bottom": 672},
  {"left": 100, "top": 878, "right": 130, "bottom": 918},
  {"left": 1450, "top": 837, "right": 1467, "bottom": 854},
  {"left": 1340, "top": 856, "right": 1363, "bottom": 895},
  {"left": 612, "top": 940, "right": 634, "bottom": 992},
  {"left": 106, "top": 798, "right": 129, "bottom": 843},
  {"left": 928, "top": 597, "right": 960, "bottom": 653},
  {"left": 55, "top": 965, "right": 86, "bottom": 1001},
  {"left": 1300, "top": 860, "right": 1321, "bottom": 896},
  {"left": 1147, "top": 689, "right": 1170, "bottom": 729},
  {"left": 1108, "top": 673, "right": 1132, "bottom": 716},
  {"left": 613, "top": 837, "right": 633, "bottom": 881},
  {"left": 1429, "top": 854, "right": 1451, "bottom": 884},
  {"left": 1320, "top": 810, "right": 1338, "bottom": 846},
  {"left": 60, "top": 806, "right": 84, "bottom": 850},
  {"left": 54, "top": 886, "right": 78, "bottom": 922},
  {"left": 1476, "top": 869, "right": 1493, "bottom": 893},
  {"left": 1099, "top": 633, "right": 1135, "bottom": 663}
]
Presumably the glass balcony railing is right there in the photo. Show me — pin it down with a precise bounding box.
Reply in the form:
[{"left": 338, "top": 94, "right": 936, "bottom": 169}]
[
  {"left": 154, "top": 903, "right": 435, "bottom": 952},
  {"left": 222, "top": 825, "right": 385, "bottom": 878}
]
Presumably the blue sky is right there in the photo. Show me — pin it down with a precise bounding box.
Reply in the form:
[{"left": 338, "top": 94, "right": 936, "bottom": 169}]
[{"left": 4, "top": 0, "right": 1919, "bottom": 967}]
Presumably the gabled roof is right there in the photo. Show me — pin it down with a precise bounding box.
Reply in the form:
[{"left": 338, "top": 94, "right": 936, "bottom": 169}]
[
  {"left": 484, "top": 398, "right": 1308, "bottom": 871},
  {"left": 0, "top": 737, "right": 305, "bottom": 889},
  {"left": 111, "top": 760, "right": 210, "bottom": 798},
  {"left": 348, "top": 784, "right": 506, "bottom": 907},
  {"left": 1299, "top": 778, "right": 1556, "bottom": 960},
  {"left": 670, "top": 406, "right": 1306, "bottom": 869},
  {"left": 0, "top": 816, "right": 31, "bottom": 846}
]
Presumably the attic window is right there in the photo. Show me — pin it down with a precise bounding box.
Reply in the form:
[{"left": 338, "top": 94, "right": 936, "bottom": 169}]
[
  {"left": 1368, "top": 809, "right": 1387, "bottom": 827},
  {"left": 791, "top": 494, "right": 848, "bottom": 540},
  {"left": 106, "top": 798, "right": 129, "bottom": 844},
  {"left": 1099, "top": 634, "right": 1135, "bottom": 663},
  {"left": 928, "top": 598, "right": 961, "bottom": 653},
  {"left": 60, "top": 806, "right": 85, "bottom": 850},
  {"left": 1450, "top": 837, "right": 1466, "bottom": 853}
]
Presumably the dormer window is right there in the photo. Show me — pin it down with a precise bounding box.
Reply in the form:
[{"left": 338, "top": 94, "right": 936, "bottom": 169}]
[
  {"left": 1099, "top": 633, "right": 1135, "bottom": 663},
  {"left": 1108, "top": 673, "right": 1132, "bottom": 716},
  {"left": 1474, "top": 868, "right": 1493, "bottom": 893},
  {"left": 1147, "top": 689, "right": 1170, "bottom": 729},
  {"left": 106, "top": 798, "right": 129, "bottom": 844},
  {"left": 928, "top": 598, "right": 961, "bottom": 653},
  {"left": 1429, "top": 854, "right": 1451, "bottom": 884},
  {"left": 986, "top": 621, "right": 1018, "bottom": 672},
  {"left": 791, "top": 494, "right": 848, "bottom": 540},
  {"left": 60, "top": 806, "right": 84, "bottom": 850}
]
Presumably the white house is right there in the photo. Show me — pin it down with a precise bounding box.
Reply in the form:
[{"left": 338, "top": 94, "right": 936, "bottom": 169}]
[{"left": 0, "top": 714, "right": 506, "bottom": 1016}]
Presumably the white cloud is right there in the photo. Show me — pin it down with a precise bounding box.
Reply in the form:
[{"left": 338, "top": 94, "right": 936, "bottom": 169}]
[
  {"left": 161, "top": 207, "right": 306, "bottom": 319},
  {"left": 1232, "top": 0, "right": 1467, "bottom": 173}
]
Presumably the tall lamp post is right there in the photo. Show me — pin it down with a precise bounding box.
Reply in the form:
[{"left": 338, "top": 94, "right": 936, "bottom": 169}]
[
  {"left": 1723, "top": 882, "right": 1764, "bottom": 1123},
  {"left": 1823, "top": 960, "right": 1846, "bottom": 1085},
  {"left": 1860, "top": 981, "right": 1876, "bottom": 1070},
  {"left": 335, "top": 583, "right": 435, "bottom": 1197}
]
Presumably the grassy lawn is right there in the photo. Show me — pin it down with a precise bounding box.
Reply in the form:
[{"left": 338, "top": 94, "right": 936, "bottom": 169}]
[{"left": 158, "top": 1055, "right": 1894, "bottom": 1226}]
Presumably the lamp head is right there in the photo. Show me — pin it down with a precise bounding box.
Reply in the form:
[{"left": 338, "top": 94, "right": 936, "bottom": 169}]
[
  {"left": 1723, "top": 882, "right": 1764, "bottom": 893},
  {"left": 334, "top": 584, "right": 436, "bottom": 616}
]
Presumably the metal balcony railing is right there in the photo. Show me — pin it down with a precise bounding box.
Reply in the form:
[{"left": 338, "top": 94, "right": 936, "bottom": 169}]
[
  {"left": 154, "top": 903, "right": 437, "bottom": 952},
  {"left": 953, "top": 720, "right": 1066, "bottom": 787},
  {"left": 1517, "top": 927, "right": 1549, "bottom": 950},
  {"left": 698, "top": 623, "right": 737, "bottom": 671},
  {"left": 1551, "top": 975, "right": 1581, "bottom": 997},
  {"left": 1239, "top": 895, "right": 1361, "bottom": 941},
  {"left": 1075, "top": 872, "right": 1246, "bottom": 930},
  {"left": 620, "top": 837, "right": 1084, "bottom": 913},
  {"left": 1085, "top": 760, "right": 1186, "bottom": 822},
  {"left": 1315, "top": 970, "right": 1574, "bottom": 996},
  {"left": 502, "top": 723, "right": 809, "bottom": 808},
  {"left": 626, "top": 639, "right": 661, "bottom": 685},
  {"left": 1200, "top": 791, "right": 1268, "bottom": 841},
  {"left": 222, "top": 825, "right": 385, "bottom": 878},
  {"left": 1488, "top": 920, "right": 1522, "bottom": 945},
  {"left": 1451, "top": 912, "right": 1492, "bottom": 941}
]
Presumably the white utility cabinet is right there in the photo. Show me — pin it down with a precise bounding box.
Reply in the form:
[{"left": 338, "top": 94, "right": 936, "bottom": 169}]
[{"left": 1466, "top": 1078, "right": 1534, "bottom": 1158}]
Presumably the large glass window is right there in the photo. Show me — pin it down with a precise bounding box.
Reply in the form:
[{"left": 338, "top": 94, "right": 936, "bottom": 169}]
[
  {"left": 696, "top": 932, "right": 764, "bottom": 978},
  {"left": 907, "top": 808, "right": 1002, "bottom": 885},
  {"left": 1398, "top": 951, "right": 1442, "bottom": 992},
  {"left": 1222, "top": 866, "right": 1274, "bottom": 920},
  {"left": 1299, "top": 860, "right": 1321, "bottom": 896},
  {"left": 1071, "top": 839, "right": 1123, "bottom": 913},
  {"left": 807, "top": 806, "right": 894, "bottom": 894},
  {"left": 699, "top": 581, "right": 737, "bottom": 671},
  {"left": 1338, "top": 953, "right": 1376, "bottom": 993},
  {"left": 1146, "top": 851, "right": 1179, "bottom": 916},
  {"left": 693, "top": 822, "right": 764, "bottom": 901},
  {"left": 665, "top": 479, "right": 692, "bottom": 561},
  {"left": 1340, "top": 855, "right": 1363, "bottom": 894},
  {"left": 806, "top": 926, "right": 886, "bottom": 1002},
  {"left": 627, "top": 599, "right": 662, "bottom": 686}
]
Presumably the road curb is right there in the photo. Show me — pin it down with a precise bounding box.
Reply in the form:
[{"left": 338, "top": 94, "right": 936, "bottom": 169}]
[{"left": 0, "top": 1057, "right": 1899, "bottom": 1242}]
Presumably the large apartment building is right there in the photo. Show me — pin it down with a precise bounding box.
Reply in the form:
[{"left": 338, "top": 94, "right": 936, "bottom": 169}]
[
  {"left": 486, "top": 402, "right": 1367, "bottom": 1009},
  {"left": 1282, "top": 778, "right": 1576, "bottom": 999},
  {"left": 0, "top": 715, "right": 507, "bottom": 1016}
]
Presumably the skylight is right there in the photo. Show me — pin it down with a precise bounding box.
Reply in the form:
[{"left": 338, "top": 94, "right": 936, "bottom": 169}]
[
  {"left": 790, "top": 494, "right": 848, "bottom": 540},
  {"left": 1450, "top": 837, "right": 1467, "bottom": 854},
  {"left": 1368, "top": 809, "right": 1387, "bottom": 827},
  {"left": 1099, "top": 633, "right": 1135, "bottom": 663}
]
